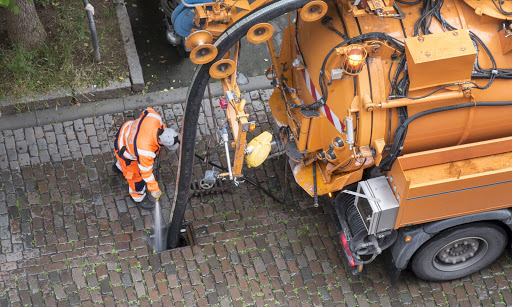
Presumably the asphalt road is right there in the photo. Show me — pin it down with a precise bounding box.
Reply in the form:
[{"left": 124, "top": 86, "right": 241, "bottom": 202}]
[{"left": 125, "top": 0, "right": 288, "bottom": 93}]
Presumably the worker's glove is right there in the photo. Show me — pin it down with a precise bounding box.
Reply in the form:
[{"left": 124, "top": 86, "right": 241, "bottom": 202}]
[{"left": 151, "top": 190, "right": 162, "bottom": 201}]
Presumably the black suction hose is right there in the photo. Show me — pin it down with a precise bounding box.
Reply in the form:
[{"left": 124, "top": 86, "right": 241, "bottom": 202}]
[{"left": 167, "top": 0, "right": 320, "bottom": 249}]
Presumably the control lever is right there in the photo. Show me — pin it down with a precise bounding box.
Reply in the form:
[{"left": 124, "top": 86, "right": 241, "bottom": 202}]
[{"left": 222, "top": 126, "right": 233, "bottom": 180}]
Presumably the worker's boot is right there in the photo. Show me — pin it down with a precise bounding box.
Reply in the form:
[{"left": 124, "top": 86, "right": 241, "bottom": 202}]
[
  {"left": 138, "top": 197, "right": 155, "bottom": 211},
  {"left": 112, "top": 163, "right": 123, "bottom": 175}
]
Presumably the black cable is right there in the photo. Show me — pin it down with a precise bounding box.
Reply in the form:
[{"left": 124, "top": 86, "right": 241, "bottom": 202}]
[
  {"left": 391, "top": 3, "right": 406, "bottom": 20},
  {"left": 334, "top": 1, "right": 349, "bottom": 38},
  {"left": 379, "top": 0, "right": 509, "bottom": 171},
  {"left": 396, "top": 0, "right": 422, "bottom": 4},
  {"left": 389, "top": 82, "right": 461, "bottom": 100},
  {"left": 355, "top": 158, "right": 368, "bottom": 172},
  {"left": 397, "top": 1, "right": 500, "bottom": 95},
  {"left": 365, "top": 57, "right": 374, "bottom": 146},
  {"left": 379, "top": 101, "right": 512, "bottom": 171},
  {"left": 322, "top": 16, "right": 347, "bottom": 39},
  {"left": 491, "top": 0, "right": 512, "bottom": 15},
  {"left": 414, "top": 0, "right": 445, "bottom": 36},
  {"left": 399, "top": 13, "right": 408, "bottom": 38},
  {"left": 295, "top": 11, "right": 307, "bottom": 69},
  {"left": 387, "top": 108, "right": 392, "bottom": 149},
  {"left": 193, "top": 152, "right": 284, "bottom": 204},
  {"left": 389, "top": 55, "right": 406, "bottom": 96},
  {"left": 318, "top": 32, "right": 405, "bottom": 104},
  {"left": 313, "top": 160, "right": 318, "bottom": 206},
  {"left": 353, "top": 74, "right": 358, "bottom": 97},
  {"left": 278, "top": 80, "right": 311, "bottom": 110},
  {"left": 355, "top": 15, "right": 363, "bottom": 34}
]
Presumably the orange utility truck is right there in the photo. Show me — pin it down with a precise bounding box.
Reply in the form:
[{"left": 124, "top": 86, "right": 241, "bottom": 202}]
[{"left": 169, "top": 0, "right": 512, "bottom": 281}]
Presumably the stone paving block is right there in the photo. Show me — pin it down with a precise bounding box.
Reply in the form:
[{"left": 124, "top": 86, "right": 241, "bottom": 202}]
[
  {"left": 45, "top": 131, "right": 56, "bottom": 144},
  {"left": 13, "top": 128, "right": 24, "bottom": 141},
  {"left": 54, "top": 123, "right": 63, "bottom": 135},
  {"left": 85, "top": 124, "right": 96, "bottom": 137},
  {"left": 28, "top": 144, "right": 38, "bottom": 157},
  {"left": 36, "top": 137, "right": 47, "bottom": 150},
  {"left": 6, "top": 149, "right": 17, "bottom": 162},
  {"left": 77, "top": 131, "right": 87, "bottom": 144},
  {"left": 0, "top": 95, "right": 509, "bottom": 307},
  {"left": 4, "top": 135, "right": 15, "bottom": 150},
  {"left": 0, "top": 143, "right": 6, "bottom": 157},
  {"left": 80, "top": 144, "right": 92, "bottom": 156},
  {"left": 73, "top": 119, "right": 85, "bottom": 132},
  {"left": 15, "top": 140, "right": 27, "bottom": 154}
]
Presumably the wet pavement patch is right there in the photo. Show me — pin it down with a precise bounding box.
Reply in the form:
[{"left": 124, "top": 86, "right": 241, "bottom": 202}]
[{"left": 149, "top": 225, "right": 194, "bottom": 252}]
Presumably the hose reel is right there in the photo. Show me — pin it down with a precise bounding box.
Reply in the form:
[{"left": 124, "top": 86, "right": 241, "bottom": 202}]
[
  {"left": 186, "top": 30, "right": 218, "bottom": 64},
  {"left": 247, "top": 23, "right": 275, "bottom": 44},
  {"left": 209, "top": 59, "right": 236, "bottom": 79},
  {"left": 300, "top": 0, "right": 328, "bottom": 22}
]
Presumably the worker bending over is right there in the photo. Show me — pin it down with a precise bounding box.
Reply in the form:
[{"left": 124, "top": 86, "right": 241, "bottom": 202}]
[{"left": 113, "top": 107, "right": 179, "bottom": 210}]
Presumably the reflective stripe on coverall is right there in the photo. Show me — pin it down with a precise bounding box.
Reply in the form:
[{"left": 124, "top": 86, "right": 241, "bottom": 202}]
[{"left": 114, "top": 108, "right": 165, "bottom": 202}]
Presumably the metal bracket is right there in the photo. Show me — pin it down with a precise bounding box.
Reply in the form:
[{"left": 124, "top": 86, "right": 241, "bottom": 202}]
[
  {"left": 341, "top": 190, "right": 381, "bottom": 203},
  {"left": 225, "top": 90, "right": 239, "bottom": 103},
  {"left": 300, "top": 109, "right": 320, "bottom": 118},
  {"left": 503, "top": 23, "right": 512, "bottom": 38}
]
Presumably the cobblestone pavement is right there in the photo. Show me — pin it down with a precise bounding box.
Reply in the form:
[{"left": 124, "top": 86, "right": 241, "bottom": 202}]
[{"left": 1, "top": 90, "right": 512, "bottom": 307}]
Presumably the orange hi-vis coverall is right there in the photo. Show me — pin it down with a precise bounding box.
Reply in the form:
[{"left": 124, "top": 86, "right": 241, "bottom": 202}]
[{"left": 114, "top": 108, "right": 165, "bottom": 202}]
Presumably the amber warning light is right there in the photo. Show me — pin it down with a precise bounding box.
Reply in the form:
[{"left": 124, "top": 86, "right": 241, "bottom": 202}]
[{"left": 342, "top": 45, "right": 367, "bottom": 75}]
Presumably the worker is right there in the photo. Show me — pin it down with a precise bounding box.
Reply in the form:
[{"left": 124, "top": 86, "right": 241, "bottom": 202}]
[{"left": 112, "top": 107, "right": 179, "bottom": 210}]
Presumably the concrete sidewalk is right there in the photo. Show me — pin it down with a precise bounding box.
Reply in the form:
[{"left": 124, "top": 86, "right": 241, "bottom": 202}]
[
  {"left": 0, "top": 89, "right": 511, "bottom": 306},
  {"left": 0, "top": 75, "right": 273, "bottom": 131}
]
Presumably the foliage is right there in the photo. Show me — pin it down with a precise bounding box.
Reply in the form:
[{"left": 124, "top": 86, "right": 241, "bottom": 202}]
[
  {"left": 0, "top": 0, "right": 127, "bottom": 100},
  {"left": 0, "top": 0, "right": 19, "bottom": 14}
]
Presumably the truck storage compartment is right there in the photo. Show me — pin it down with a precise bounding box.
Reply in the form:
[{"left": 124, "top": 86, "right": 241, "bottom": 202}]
[{"left": 387, "top": 136, "right": 512, "bottom": 228}]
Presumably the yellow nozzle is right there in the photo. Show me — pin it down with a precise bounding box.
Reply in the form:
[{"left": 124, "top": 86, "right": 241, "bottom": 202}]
[{"left": 245, "top": 131, "right": 273, "bottom": 168}]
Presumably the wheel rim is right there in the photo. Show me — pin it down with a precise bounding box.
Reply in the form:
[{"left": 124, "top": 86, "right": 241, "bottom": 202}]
[{"left": 433, "top": 236, "right": 489, "bottom": 272}]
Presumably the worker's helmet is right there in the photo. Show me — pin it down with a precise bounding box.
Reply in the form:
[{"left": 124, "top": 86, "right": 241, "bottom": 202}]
[{"left": 158, "top": 128, "right": 179, "bottom": 151}]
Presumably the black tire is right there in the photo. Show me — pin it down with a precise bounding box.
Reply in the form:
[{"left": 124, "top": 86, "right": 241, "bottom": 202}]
[{"left": 411, "top": 222, "right": 507, "bottom": 281}]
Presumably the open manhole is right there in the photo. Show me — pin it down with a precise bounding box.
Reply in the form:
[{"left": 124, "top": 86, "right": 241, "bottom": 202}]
[
  {"left": 148, "top": 224, "right": 195, "bottom": 252},
  {"left": 190, "top": 178, "right": 231, "bottom": 196}
]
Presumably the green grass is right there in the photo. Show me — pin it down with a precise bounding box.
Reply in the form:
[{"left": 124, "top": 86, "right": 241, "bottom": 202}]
[{"left": 0, "top": 0, "right": 127, "bottom": 101}]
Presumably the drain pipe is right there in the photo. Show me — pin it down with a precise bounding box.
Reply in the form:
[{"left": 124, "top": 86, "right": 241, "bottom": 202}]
[
  {"left": 167, "top": 0, "right": 323, "bottom": 249},
  {"left": 179, "top": 0, "right": 205, "bottom": 7},
  {"left": 83, "top": 0, "right": 101, "bottom": 61}
]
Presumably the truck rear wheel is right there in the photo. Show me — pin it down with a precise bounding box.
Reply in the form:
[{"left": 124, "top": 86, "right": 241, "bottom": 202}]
[{"left": 411, "top": 222, "right": 507, "bottom": 281}]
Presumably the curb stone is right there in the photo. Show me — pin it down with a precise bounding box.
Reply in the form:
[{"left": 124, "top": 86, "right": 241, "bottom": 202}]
[
  {"left": 0, "top": 88, "right": 72, "bottom": 116},
  {"left": 115, "top": 0, "right": 145, "bottom": 92},
  {"left": 0, "top": 79, "right": 132, "bottom": 116},
  {"left": 0, "top": 0, "right": 142, "bottom": 116},
  {"left": 0, "top": 75, "right": 272, "bottom": 131}
]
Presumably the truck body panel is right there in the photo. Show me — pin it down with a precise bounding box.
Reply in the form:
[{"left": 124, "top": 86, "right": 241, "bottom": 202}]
[{"left": 172, "top": 0, "right": 512, "bottom": 280}]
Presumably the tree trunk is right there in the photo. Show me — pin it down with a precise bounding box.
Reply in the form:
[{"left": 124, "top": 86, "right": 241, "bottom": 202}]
[{"left": 5, "top": 0, "right": 47, "bottom": 49}]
